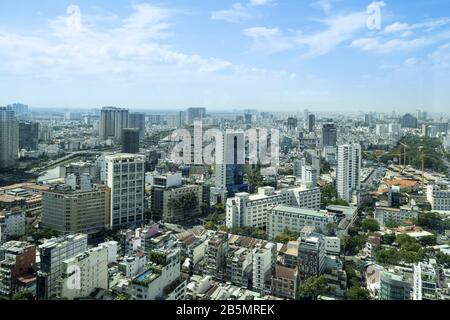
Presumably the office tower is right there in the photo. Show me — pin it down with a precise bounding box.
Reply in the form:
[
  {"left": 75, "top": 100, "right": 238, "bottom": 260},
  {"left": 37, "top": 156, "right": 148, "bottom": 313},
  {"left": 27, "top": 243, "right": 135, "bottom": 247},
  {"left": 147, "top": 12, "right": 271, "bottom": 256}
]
[
  {"left": 99, "top": 107, "right": 129, "bottom": 141},
  {"left": 18, "top": 121, "right": 39, "bottom": 151},
  {"left": 186, "top": 107, "right": 206, "bottom": 125},
  {"left": 6, "top": 103, "right": 28, "bottom": 117},
  {"left": 0, "top": 107, "right": 19, "bottom": 169},
  {"left": 287, "top": 117, "right": 298, "bottom": 131},
  {"left": 129, "top": 113, "right": 146, "bottom": 139},
  {"left": 122, "top": 128, "right": 140, "bottom": 154},
  {"left": 105, "top": 154, "right": 145, "bottom": 229},
  {"left": 245, "top": 114, "right": 253, "bottom": 124},
  {"left": 337, "top": 144, "right": 361, "bottom": 202},
  {"left": 215, "top": 131, "right": 247, "bottom": 196},
  {"left": 41, "top": 184, "right": 110, "bottom": 235},
  {"left": 293, "top": 159, "right": 305, "bottom": 178},
  {"left": 322, "top": 123, "right": 337, "bottom": 147},
  {"left": 308, "top": 114, "right": 316, "bottom": 133},
  {"left": 36, "top": 234, "right": 88, "bottom": 300},
  {"left": 176, "top": 111, "right": 186, "bottom": 127},
  {"left": 400, "top": 113, "right": 418, "bottom": 129},
  {"left": 298, "top": 232, "right": 325, "bottom": 280},
  {"left": 388, "top": 186, "right": 401, "bottom": 208}
]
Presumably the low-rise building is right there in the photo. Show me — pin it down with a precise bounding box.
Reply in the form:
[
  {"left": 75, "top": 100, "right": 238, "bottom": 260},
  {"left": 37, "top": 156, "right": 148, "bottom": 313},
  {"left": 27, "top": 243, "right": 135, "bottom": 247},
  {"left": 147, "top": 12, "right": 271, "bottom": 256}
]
[
  {"left": 267, "top": 206, "right": 336, "bottom": 240},
  {"left": 374, "top": 206, "right": 418, "bottom": 227},
  {"left": 0, "top": 209, "right": 25, "bottom": 242},
  {"left": 226, "top": 186, "right": 321, "bottom": 229},
  {"left": 427, "top": 182, "right": 450, "bottom": 212},
  {"left": 271, "top": 265, "right": 298, "bottom": 300}
]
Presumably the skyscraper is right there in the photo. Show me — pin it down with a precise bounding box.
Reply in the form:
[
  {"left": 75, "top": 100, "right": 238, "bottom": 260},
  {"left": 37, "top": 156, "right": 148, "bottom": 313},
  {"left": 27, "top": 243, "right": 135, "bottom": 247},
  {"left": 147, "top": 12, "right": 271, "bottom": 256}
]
[
  {"left": 105, "top": 154, "right": 145, "bottom": 229},
  {"left": 186, "top": 107, "right": 206, "bottom": 125},
  {"left": 129, "top": 113, "right": 146, "bottom": 139},
  {"left": 322, "top": 123, "right": 337, "bottom": 147},
  {"left": 19, "top": 121, "right": 39, "bottom": 151},
  {"left": 308, "top": 114, "right": 316, "bottom": 133},
  {"left": 336, "top": 144, "right": 361, "bottom": 202},
  {"left": 215, "top": 131, "right": 247, "bottom": 196},
  {"left": 99, "top": 107, "right": 129, "bottom": 141},
  {"left": 0, "top": 107, "right": 19, "bottom": 169},
  {"left": 122, "top": 128, "right": 140, "bottom": 154}
]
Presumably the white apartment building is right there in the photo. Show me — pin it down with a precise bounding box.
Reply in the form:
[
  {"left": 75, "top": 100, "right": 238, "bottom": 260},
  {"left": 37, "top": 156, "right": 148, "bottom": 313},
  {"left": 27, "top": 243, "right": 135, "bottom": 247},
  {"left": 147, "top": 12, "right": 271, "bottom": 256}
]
[
  {"left": 60, "top": 245, "right": 109, "bottom": 300},
  {"left": 252, "top": 243, "right": 274, "bottom": 294},
  {"left": 337, "top": 144, "right": 361, "bottom": 202},
  {"left": 105, "top": 153, "right": 145, "bottom": 228},
  {"left": 427, "top": 182, "right": 450, "bottom": 212},
  {"left": 37, "top": 234, "right": 88, "bottom": 300},
  {"left": 226, "top": 186, "right": 321, "bottom": 229},
  {"left": 98, "top": 241, "right": 118, "bottom": 264},
  {"left": 325, "top": 236, "right": 341, "bottom": 256},
  {"left": 119, "top": 254, "right": 147, "bottom": 277},
  {"left": 267, "top": 206, "right": 336, "bottom": 239},
  {"left": 131, "top": 249, "right": 186, "bottom": 300},
  {"left": 413, "top": 261, "right": 438, "bottom": 300},
  {"left": 374, "top": 206, "right": 419, "bottom": 227}
]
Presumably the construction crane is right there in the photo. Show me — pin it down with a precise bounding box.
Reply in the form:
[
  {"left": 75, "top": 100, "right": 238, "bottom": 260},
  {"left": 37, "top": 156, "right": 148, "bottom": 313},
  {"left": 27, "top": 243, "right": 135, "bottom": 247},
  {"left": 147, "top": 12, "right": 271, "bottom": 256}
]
[
  {"left": 419, "top": 146, "right": 425, "bottom": 184},
  {"left": 399, "top": 142, "right": 409, "bottom": 173}
]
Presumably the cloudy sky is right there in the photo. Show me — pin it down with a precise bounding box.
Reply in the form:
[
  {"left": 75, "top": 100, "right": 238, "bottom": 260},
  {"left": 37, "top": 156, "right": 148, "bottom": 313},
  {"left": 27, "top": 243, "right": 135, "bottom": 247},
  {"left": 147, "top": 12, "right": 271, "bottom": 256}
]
[{"left": 0, "top": 0, "right": 450, "bottom": 113}]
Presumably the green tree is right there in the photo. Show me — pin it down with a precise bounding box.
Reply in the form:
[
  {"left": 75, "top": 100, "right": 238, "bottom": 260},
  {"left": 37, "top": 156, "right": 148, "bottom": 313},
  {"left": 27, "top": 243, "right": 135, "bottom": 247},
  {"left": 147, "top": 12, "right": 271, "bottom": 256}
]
[
  {"left": 381, "top": 233, "right": 396, "bottom": 245},
  {"left": 298, "top": 276, "right": 333, "bottom": 300},
  {"left": 12, "top": 291, "right": 34, "bottom": 300},
  {"left": 204, "top": 221, "right": 218, "bottom": 231},
  {"left": 362, "top": 218, "right": 380, "bottom": 232},
  {"left": 346, "top": 287, "right": 371, "bottom": 300}
]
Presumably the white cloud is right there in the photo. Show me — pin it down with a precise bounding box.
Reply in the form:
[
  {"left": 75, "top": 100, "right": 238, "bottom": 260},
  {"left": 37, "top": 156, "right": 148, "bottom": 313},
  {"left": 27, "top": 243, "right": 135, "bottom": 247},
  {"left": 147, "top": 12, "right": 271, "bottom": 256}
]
[
  {"left": 311, "top": 0, "right": 340, "bottom": 14},
  {"left": 403, "top": 57, "right": 417, "bottom": 66},
  {"left": 249, "top": 0, "right": 276, "bottom": 7},
  {"left": 243, "top": 27, "right": 293, "bottom": 54},
  {"left": 296, "top": 12, "right": 368, "bottom": 58},
  {"left": 0, "top": 4, "right": 237, "bottom": 77},
  {"left": 211, "top": 3, "right": 253, "bottom": 23},
  {"left": 430, "top": 43, "right": 450, "bottom": 68},
  {"left": 243, "top": 27, "right": 280, "bottom": 38}
]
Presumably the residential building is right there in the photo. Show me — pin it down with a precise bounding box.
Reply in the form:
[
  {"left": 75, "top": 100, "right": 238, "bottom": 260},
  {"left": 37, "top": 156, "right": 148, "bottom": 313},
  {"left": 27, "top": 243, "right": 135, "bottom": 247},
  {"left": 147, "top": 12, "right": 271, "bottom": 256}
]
[
  {"left": 337, "top": 144, "right": 361, "bottom": 202},
  {"left": 0, "top": 241, "right": 36, "bottom": 297},
  {"left": 186, "top": 108, "right": 206, "bottom": 125},
  {"left": 413, "top": 261, "right": 438, "bottom": 300},
  {"left": 252, "top": 243, "right": 274, "bottom": 294},
  {"left": 0, "top": 107, "right": 19, "bottom": 169},
  {"left": 298, "top": 232, "right": 325, "bottom": 280},
  {"left": 427, "top": 182, "right": 450, "bottom": 211},
  {"left": 60, "top": 245, "right": 109, "bottom": 300},
  {"left": 271, "top": 265, "right": 298, "bottom": 300},
  {"left": 0, "top": 209, "right": 26, "bottom": 243},
  {"left": 129, "top": 112, "right": 146, "bottom": 139},
  {"left": 205, "top": 232, "right": 228, "bottom": 282},
  {"left": 99, "top": 107, "right": 129, "bottom": 141},
  {"left": 322, "top": 123, "right": 337, "bottom": 147},
  {"left": 18, "top": 121, "right": 39, "bottom": 151},
  {"left": 226, "top": 247, "right": 252, "bottom": 288},
  {"left": 131, "top": 249, "right": 186, "bottom": 300}
]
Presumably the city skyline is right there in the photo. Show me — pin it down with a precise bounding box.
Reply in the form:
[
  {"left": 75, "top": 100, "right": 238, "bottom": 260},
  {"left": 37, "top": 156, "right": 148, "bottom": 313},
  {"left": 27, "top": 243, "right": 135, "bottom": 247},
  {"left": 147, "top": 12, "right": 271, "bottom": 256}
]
[{"left": 1, "top": 0, "right": 450, "bottom": 112}]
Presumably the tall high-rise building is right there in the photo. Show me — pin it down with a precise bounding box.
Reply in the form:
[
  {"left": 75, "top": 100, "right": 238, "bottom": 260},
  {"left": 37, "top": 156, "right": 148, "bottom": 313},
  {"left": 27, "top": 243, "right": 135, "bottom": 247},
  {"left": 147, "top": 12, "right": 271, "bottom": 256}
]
[
  {"left": 7, "top": 103, "right": 28, "bottom": 117},
  {"left": 287, "top": 117, "right": 298, "bottom": 131},
  {"left": 215, "top": 131, "right": 247, "bottom": 196},
  {"left": 122, "top": 128, "right": 140, "bottom": 154},
  {"left": 19, "top": 121, "right": 39, "bottom": 151},
  {"left": 36, "top": 234, "right": 88, "bottom": 300},
  {"left": 322, "top": 123, "right": 337, "bottom": 147},
  {"left": 400, "top": 113, "right": 418, "bottom": 129},
  {"left": 337, "top": 144, "right": 361, "bottom": 202},
  {"left": 186, "top": 108, "right": 206, "bottom": 125},
  {"left": 308, "top": 114, "right": 316, "bottom": 133},
  {"left": 99, "top": 107, "right": 129, "bottom": 141},
  {"left": 129, "top": 113, "right": 146, "bottom": 139},
  {"left": 105, "top": 154, "right": 145, "bottom": 229},
  {"left": 0, "top": 107, "right": 19, "bottom": 169},
  {"left": 176, "top": 111, "right": 186, "bottom": 127}
]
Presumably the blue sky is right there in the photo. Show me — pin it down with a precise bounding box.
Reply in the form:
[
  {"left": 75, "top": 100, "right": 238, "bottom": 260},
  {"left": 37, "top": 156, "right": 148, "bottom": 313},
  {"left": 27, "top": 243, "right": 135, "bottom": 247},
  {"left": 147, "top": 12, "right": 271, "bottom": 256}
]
[{"left": 0, "top": 0, "right": 450, "bottom": 113}]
